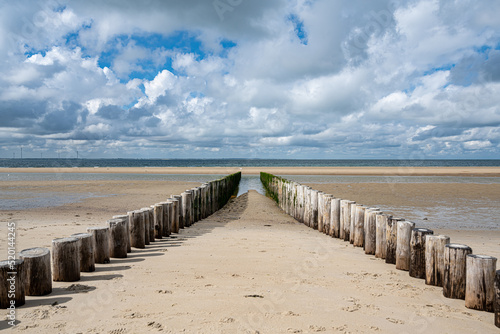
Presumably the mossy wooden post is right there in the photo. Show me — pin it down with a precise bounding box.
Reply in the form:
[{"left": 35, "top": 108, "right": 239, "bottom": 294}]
[
  {"left": 311, "top": 189, "right": 319, "bottom": 229},
  {"left": 409, "top": 228, "right": 434, "bottom": 278},
  {"left": 52, "top": 237, "right": 80, "bottom": 282},
  {"left": 71, "top": 233, "right": 95, "bottom": 272},
  {"left": 152, "top": 203, "right": 163, "bottom": 239},
  {"left": 353, "top": 205, "right": 366, "bottom": 248},
  {"left": 330, "top": 198, "right": 341, "bottom": 238},
  {"left": 465, "top": 254, "right": 497, "bottom": 312},
  {"left": 112, "top": 214, "right": 131, "bottom": 253},
  {"left": 375, "top": 213, "right": 391, "bottom": 259},
  {"left": 495, "top": 270, "right": 500, "bottom": 327},
  {"left": 443, "top": 243, "right": 472, "bottom": 299},
  {"left": 19, "top": 247, "right": 52, "bottom": 296},
  {"left": 386, "top": 218, "right": 404, "bottom": 264},
  {"left": 128, "top": 210, "right": 145, "bottom": 249},
  {"left": 425, "top": 235, "right": 450, "bottom": 287},
  {"left": 0, "top": 259, "right": 25, "bottom": 308},
  {"left": 396, "top": 221, "right": 415, "bottom": 271},
  {"left": 107, "top": 218, "right": 128, "bottom": 258},
  {"left": 298, "top": 185, "right": 305, "bottom": 224},
  {"left": 364, "top": 208, "right": 380, "bottom": 255},
  {"left": 87, "top": 227, "right": 110, "bottom": 264}
]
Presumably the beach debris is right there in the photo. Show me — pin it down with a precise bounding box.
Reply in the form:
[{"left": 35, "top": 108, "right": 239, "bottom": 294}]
[
  {"left": 64, "top": 284, "right": 93, "bottom": 293},
  {"left": 244, "top": 294, "right": 264, "bottom": 298}
]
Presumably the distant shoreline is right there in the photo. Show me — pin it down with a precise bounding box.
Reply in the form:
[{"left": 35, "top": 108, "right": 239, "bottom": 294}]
[{"left": 1, "top": 166, "right": 500, "bottom": 176}]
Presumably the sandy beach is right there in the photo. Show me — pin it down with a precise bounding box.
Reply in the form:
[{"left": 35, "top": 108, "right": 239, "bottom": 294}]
[{"left": 1, "top": 168, "right": 499, "bottom": 333}]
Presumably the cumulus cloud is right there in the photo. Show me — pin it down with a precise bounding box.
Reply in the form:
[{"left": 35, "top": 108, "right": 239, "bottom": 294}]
[{"left": 0, "top": 0, "right": 499, "bottom": 158}]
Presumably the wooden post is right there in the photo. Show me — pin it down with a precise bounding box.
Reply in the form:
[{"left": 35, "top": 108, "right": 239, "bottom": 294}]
[
  {"left": 364, "top": 208, "right": 380, "bottom": 255},
  {"left": 107, "top": 218, "right": 128, "bottom": 258},
  {"left": 330, "top": 198, "right": 341, "bottom": 238},
  {"left": 148, "top": 207, "right": 155, "bottom": 242},
  {"left": 172, "top": 195, "right": 183, "bottom": 229},
  {"left": 340, "top": 200, "right": 355, "bottom": 241},
  {"left": 112, "top": 215, "right": 131, "bottom": 253},
  {"left": 19, "top": 247, "right": 52, "bottom": 296},
  {"left": 317, "top": 192, "right": 325, "bottom": 233},
  {"left": 375, "top": 213, "right": 391, "bottom": 259},
  {"left": 87, "top": 227, "right": 110, "bottom": 264},
  {"left": 495, "top": 270, "right": 500, "bottom": 328},
  {"left": 71, "top": 233, "right": 95, "bottom": 272},
  {"left": 443, "top": 243, "right": 472, "bottom": 299},
  {"left": 385, "top": 217, "right": 404, "bottom": 264},
  {"left": 0, "top": 259, "right": 25, "bottom": 308},
  {"left": 425, "top": 235, "right": 450, "bottom": 287},
  {"left": 349, "top": 202, "right": 356, "bottom": 244},
  {"left": 465, "top": 254, "right": 497, "bottom": 312},
  {"left": 128, "top": 210, "right": 145, "bottom": 249},
  {"left": 303, "top": 187, "right": 311, "bottom": 227},
  {"left": 310, "top": 189, "right": 318, "bottom": 229},
  {"left": 409, "top": 228, "right": 434, "bottom": 278},
  {"left": 182, "top": 191, "right": 192, "bottom": 228},
  {"left": 322, "top": 195, "right": 333, "bottom": 235},
  {"left": 170, "top": 197, "right": 180, "bottom": 233},
  {"left": 353, "top": 205, "right": 365, "bottom": 248},
  {"left": 52, "top": 237, "right": 80, "bottom": 282},
  {"left": 140, "top": 208, "right": 150, "bottom": 245},
  {"left": 396, "top": 221, "right": 415, "bottom": 271},
  {"left": 161, "top": 202, "right": 171, "bottom": 237},
  {"left": 152, "top": 203, "right": 163, "bottom": 239}
]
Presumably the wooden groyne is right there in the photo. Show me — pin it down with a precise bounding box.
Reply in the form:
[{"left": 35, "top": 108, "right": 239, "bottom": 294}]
[
  {"left": 0, "top": 172, "right": 241, "bottom": 309},
  {"left": 260, "top": 172, "right": 499, "bottom": 328}
]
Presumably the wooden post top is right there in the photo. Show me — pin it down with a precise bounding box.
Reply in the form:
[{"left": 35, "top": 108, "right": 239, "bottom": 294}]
[
  {"left": 467, "top": 254, "right": 497, "bottom": 261},
  {"left": 446, "top": 243, "right": 472, "bottom": 250},
  {"left": 71, "top": 233, "right": 92, "bottom": 239},
  {"left": 0, "top": 259, "right": 24, "bottom": 267},
  {"left": 87, "top": 227, "right": 109, "bottom": 232},
  {"left": 52, "top": 237, "right": 78, "bottom": 244},
  {"left": 19, "top": 247, "right": 50, "bottom": 257},
  {"left": 414, "top": 228, "right": 434, "bottom": 233}
]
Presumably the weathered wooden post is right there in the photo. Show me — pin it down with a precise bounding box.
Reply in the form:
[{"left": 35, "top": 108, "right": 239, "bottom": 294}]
[
  {"left": 71, "top": 233, "right": 95, "bottom": 272},
  {"left": 465, "top": 254, "right": 497, "bottom": 312},
  {"left": 170, "top": 197, "right": 180, "bottom": 233},
  {"left": 340, "top": 200, "right": 355, "bottom": 241},
  {"left": 152, "top": 203, "right": 163, "bottom": 239},
  {"left": 87, "top": 227, "right": 110, "bottom": 264},
  {"left": 495, "top": 270, "right": 500, "bottom": 327},
  {"left": 304, "top": 187, "right": 312, "bottom": 227},
  {"left": 385, "top": 217, "right": 404, "bottom": 265},
  {"left": 128, "top": 210, "right": 145, "bottom": 249},
  {"left": 425, "top": 235, "right": 450, "bottom": 286},
  {"left": 310, "top": 189, "right": 319, "bottom": 229},
  {"left": 396, "top": 221, "right": 415, "bottom": 271},
  {"left": 322, "top": 195, "right": 333, "bottom": 235},
  {"left": 443, "top": 243, "right": 472, "bottom": 299},
  {"left": 317, "top": 192, "right": 325, "bottom": 232},
  {"left": 140, "top": 208, "right": 150, "bottom": 245},
  {"left": 0, "top": 259, "right": 25, "bottom": 308},
  {"left": 112, "top": 214, "right": 131, "bottom": 253},
  {"left": 330, "top": 198, "right": 341, "bottom": 238},
  {"left": 349, "top": 202, "right": 357, "bottom": 244},
  {"left": 364, "top": 208, "right": 380, "bottom": 255},
  {"left": 200, "top": 184, "right": 208, "bottom": 219},
  {"left": 172, "top": 195, "right": 183, "bottom": 229},
  {"left": 52, "top": 237, "right": 80, "bottom": 282},
  {"left": 375, "top": 213, "right": 391, "bottom": 259},
  {"left": 409, "top": 228, "right": 434, "bottom": 278},
  {"left": 19, "top": 247, "right": 52, "bottom": 296},
  {"left": 107, "top": 218, "right": 128, "bottom": 258},
  {"left": 160, "top": 201, "right": 171, "bottom": 237},
  {"left": 353, "top": 205, "right": 366, "bottom": 248},
  {"left": 182, "top": 190, "right": 193, "bottom": 228}
]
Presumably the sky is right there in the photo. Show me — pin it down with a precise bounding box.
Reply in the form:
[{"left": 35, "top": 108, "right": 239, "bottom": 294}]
[{"left": 1, "top": 0, "right": 500, "bottom": 159}]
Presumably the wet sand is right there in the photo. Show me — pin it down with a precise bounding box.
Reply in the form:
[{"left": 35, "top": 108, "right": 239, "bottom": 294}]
[{"left": 0, "top": 169, "right": 499, "bottom": 333}]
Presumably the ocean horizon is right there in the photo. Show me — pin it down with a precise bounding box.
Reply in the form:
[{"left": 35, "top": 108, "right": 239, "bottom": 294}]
[{"left": 1, "top": 158, "right": 500, "bottom": 168}]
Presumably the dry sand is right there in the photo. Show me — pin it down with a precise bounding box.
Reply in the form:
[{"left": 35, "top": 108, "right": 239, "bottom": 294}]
[{"left": 1, "top": 169, "right": 499, "bottom": 333}]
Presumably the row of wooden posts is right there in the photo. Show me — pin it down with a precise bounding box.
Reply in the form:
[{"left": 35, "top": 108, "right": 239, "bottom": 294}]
[
  {"left": 260, "top": 172, "right": 500, "bottom": 328},
  {"left": 0, "top": 172, "right": 241, "bottom": 309}
]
